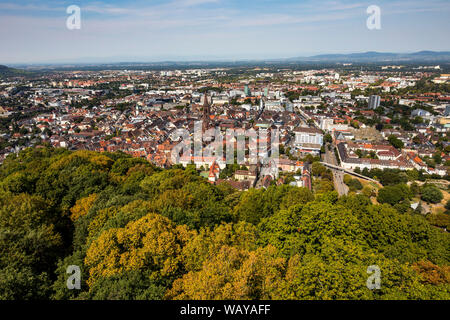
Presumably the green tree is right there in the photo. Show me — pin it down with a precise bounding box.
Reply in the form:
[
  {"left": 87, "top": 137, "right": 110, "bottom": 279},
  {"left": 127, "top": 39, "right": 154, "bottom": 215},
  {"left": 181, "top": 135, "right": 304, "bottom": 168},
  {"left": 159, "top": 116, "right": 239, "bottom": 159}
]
[
  {"left": 0, "top": 193, "right": 65, "bottom": 299},
  {"left": 421, "top": 185, "right": 444, "bottom": 204},
  {"left": 377, "top": 184, "right": 411, "bottom": 206},
  {"left": 388, "top": 135, "right": 404, "bottom": 149}
]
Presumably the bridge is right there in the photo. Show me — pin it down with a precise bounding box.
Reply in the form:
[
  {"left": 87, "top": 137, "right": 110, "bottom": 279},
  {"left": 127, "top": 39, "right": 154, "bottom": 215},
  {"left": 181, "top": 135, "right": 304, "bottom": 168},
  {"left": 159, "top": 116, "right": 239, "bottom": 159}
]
[{"left": 320, "top": 162, "right": 381, "bottom": 185}]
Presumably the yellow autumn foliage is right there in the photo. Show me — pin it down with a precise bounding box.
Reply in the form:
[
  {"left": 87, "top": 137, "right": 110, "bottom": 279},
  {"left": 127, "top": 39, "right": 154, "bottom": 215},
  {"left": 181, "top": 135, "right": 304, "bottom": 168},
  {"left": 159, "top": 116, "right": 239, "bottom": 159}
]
[
  {"left": 49, "top": 150, "right": 96, "bottom": 170},
  {"left": 167, "top": 245, "right": 286, "bottom": 300},
  {"left": 69, "top": 193, "right": 98, "bottom": 222},
  {"left": 181, "top": 222, "right": 258, "bottom": 272},
  {"left": 84, "top": 213, "right": 194, "bottom": 288},
  {"left": 90, "top": 155, "right": 114, "bottom": 168},
  {"left": 87, "top": 206, "right": 118, "bottom": 242}
]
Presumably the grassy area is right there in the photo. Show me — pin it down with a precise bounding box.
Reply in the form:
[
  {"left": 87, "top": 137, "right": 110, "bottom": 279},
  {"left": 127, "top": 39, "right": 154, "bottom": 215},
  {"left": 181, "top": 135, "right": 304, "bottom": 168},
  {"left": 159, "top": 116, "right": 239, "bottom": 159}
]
[{"left": 429, "top": 189, "right": 449, "bottom": 214}]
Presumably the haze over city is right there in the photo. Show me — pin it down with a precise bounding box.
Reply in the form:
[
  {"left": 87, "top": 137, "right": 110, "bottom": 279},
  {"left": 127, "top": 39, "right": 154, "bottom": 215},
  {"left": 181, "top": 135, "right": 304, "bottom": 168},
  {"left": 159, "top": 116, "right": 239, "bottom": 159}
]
[{"left": 1, "top": 0, "right": 450, "bottom": 64}]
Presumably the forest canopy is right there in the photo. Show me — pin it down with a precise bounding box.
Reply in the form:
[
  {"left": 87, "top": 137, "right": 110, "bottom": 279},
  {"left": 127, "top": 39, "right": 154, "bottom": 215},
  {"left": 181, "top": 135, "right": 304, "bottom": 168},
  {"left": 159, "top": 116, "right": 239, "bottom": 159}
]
[{"left": 0, "top": 147, "right": 448, "bottom": 300}]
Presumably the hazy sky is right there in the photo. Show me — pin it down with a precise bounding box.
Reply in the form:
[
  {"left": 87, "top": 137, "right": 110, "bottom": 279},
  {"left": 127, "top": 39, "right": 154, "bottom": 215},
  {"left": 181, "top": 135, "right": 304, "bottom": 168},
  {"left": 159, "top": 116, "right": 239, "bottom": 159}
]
[{"left": 0, "top": 0, "right": 449, "bottom": 64}]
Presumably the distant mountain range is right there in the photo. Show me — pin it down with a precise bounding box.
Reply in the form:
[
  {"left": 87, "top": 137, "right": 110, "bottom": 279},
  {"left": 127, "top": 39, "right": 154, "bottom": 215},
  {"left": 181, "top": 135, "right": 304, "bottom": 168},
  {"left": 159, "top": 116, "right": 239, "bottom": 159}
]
[
  {"left": 0, "top": 65, "right": 30, "bottom": 77},
  {"left": 3, "top": 51, "right": 450, "bottom": 71},
  {"left": 288, "top": 51, "right": 450, "bottom": 62}
]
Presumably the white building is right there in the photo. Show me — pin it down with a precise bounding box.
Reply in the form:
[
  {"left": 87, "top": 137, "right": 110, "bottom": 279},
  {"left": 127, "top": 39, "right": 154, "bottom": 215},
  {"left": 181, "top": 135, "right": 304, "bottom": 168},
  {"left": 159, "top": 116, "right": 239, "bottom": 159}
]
[{"left": 294, "top": 127, "right": 324, "bottom": 155}]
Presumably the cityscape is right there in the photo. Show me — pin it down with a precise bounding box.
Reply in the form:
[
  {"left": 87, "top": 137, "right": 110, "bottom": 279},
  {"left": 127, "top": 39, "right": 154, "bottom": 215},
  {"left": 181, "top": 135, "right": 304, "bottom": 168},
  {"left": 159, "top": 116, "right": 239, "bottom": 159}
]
[{"left": 2, "top": 64, "right": 449, "bottom": 191}]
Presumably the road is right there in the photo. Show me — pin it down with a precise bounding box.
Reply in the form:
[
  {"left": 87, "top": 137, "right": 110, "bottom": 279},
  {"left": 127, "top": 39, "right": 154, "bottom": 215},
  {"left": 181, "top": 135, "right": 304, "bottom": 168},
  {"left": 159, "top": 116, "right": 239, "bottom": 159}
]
[{"left": 323, "top": 144, "right": 349, "bottom": 196}]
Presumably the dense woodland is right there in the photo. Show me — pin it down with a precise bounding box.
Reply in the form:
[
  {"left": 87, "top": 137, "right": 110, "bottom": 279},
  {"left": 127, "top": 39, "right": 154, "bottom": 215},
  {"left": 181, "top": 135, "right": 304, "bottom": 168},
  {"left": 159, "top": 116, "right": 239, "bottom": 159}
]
[{"left": 0, "top": 147, "right": 448, "bottom": 300}]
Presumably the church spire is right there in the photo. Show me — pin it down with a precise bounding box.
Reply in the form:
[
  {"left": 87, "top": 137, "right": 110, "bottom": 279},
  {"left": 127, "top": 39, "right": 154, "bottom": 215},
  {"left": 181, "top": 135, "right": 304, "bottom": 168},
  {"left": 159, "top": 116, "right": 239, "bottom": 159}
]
[
  {"left": 203, "top": 92, "right": 209, "bottom": 107},
  {"left": 202, "top": 92, "right": 210, "bottom": 131}
]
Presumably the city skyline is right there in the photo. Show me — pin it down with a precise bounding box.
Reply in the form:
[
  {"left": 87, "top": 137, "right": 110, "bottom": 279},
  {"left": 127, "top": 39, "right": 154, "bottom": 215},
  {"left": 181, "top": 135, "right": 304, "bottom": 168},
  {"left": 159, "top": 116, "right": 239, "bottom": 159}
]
[{"left": 1, "top": 0, "right": 450, "bottom": 64}]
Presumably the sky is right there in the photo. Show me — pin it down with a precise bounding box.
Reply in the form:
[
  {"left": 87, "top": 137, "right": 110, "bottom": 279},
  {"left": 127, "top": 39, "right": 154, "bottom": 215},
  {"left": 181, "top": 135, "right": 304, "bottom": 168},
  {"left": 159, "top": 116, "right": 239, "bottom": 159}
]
[{"left": 0, "top": 0, "right": 449, "bottom": 64}]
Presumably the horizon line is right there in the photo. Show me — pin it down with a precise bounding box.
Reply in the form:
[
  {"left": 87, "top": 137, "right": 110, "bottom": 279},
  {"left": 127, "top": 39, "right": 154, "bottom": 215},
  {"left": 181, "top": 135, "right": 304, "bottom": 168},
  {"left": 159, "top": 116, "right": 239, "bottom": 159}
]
[{"left": 4, "top": 50, "right": 450, "bottom": 67}]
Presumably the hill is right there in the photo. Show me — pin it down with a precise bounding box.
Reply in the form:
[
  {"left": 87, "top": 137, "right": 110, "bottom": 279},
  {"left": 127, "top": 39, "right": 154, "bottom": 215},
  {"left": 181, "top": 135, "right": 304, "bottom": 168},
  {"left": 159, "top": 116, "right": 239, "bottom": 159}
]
[
  {"left": 289, "top": 51, "right": 450, "bottom": 63},
  {"left": 0, "top": 65, "right": 30, "bottom": 78}
]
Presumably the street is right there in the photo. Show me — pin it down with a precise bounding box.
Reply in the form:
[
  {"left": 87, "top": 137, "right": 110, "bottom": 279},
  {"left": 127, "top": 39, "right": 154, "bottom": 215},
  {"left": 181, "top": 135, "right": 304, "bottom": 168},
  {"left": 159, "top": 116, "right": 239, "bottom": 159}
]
[{"left": 323, "top": 144, "right": 349, "bottom": 196}]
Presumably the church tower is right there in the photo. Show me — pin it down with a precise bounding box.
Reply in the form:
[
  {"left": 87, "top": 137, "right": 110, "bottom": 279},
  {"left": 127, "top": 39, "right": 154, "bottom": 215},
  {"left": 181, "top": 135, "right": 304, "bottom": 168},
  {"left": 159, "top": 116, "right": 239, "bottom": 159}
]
[{"left": 202, "top": 93, "right": 210, "bottom": 131}]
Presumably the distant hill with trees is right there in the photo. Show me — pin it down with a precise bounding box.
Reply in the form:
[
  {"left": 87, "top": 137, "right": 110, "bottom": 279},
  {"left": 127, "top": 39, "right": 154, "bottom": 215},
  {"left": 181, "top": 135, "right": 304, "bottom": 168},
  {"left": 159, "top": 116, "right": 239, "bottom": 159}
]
[
  {"left": 289, "top": 51, "right": 450, "bottom": 63},
  {"left": 0, "top": 65, "right": 30, "bottom": 78}
]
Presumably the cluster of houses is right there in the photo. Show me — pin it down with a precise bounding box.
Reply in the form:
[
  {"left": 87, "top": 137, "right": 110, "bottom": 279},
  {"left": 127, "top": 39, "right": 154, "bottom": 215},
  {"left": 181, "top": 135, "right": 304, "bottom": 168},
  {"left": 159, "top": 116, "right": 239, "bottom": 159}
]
[{"left": 1, "top": 66, "right": 449, "bottom": 189}]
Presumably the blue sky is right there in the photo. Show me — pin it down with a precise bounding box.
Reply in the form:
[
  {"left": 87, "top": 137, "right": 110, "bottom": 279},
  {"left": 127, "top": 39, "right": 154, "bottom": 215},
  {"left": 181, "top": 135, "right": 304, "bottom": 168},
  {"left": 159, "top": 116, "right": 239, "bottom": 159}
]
[{"left": 0, "top": 0, "right": 449, "bottom": 64}]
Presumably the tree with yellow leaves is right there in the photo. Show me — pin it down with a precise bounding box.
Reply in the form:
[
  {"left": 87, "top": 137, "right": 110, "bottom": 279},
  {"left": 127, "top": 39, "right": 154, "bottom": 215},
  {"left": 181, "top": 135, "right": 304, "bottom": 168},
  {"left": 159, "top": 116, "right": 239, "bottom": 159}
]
[
  {"left": 167, "top": 245, "right": 285, "bottom": 300},
  {"left": 69, "top": 193, "right": 98, "bottom": 222},
  {"left": 181, "top": 222, "right": 258, "bottom": 273},
  {"left": 85, "top": 213, "right": 193, "bottom": 288}
]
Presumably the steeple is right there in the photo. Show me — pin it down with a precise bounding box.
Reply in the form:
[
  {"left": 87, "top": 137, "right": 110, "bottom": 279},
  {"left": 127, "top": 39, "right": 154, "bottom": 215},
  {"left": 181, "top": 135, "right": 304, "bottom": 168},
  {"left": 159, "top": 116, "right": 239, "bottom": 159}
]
[
  {"left": 202, "top": 92, "right": 210, "bottom": 131},
  {"left": 203, "top": 92, "right": 209, "bottom": 108}
]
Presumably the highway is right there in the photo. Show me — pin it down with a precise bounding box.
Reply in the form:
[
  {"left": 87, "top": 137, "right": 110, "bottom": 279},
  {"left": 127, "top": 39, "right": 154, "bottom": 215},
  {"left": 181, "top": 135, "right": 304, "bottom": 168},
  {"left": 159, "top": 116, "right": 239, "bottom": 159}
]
[{"left": 323, "top": 145, "right": 349, "bottom": 196}]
